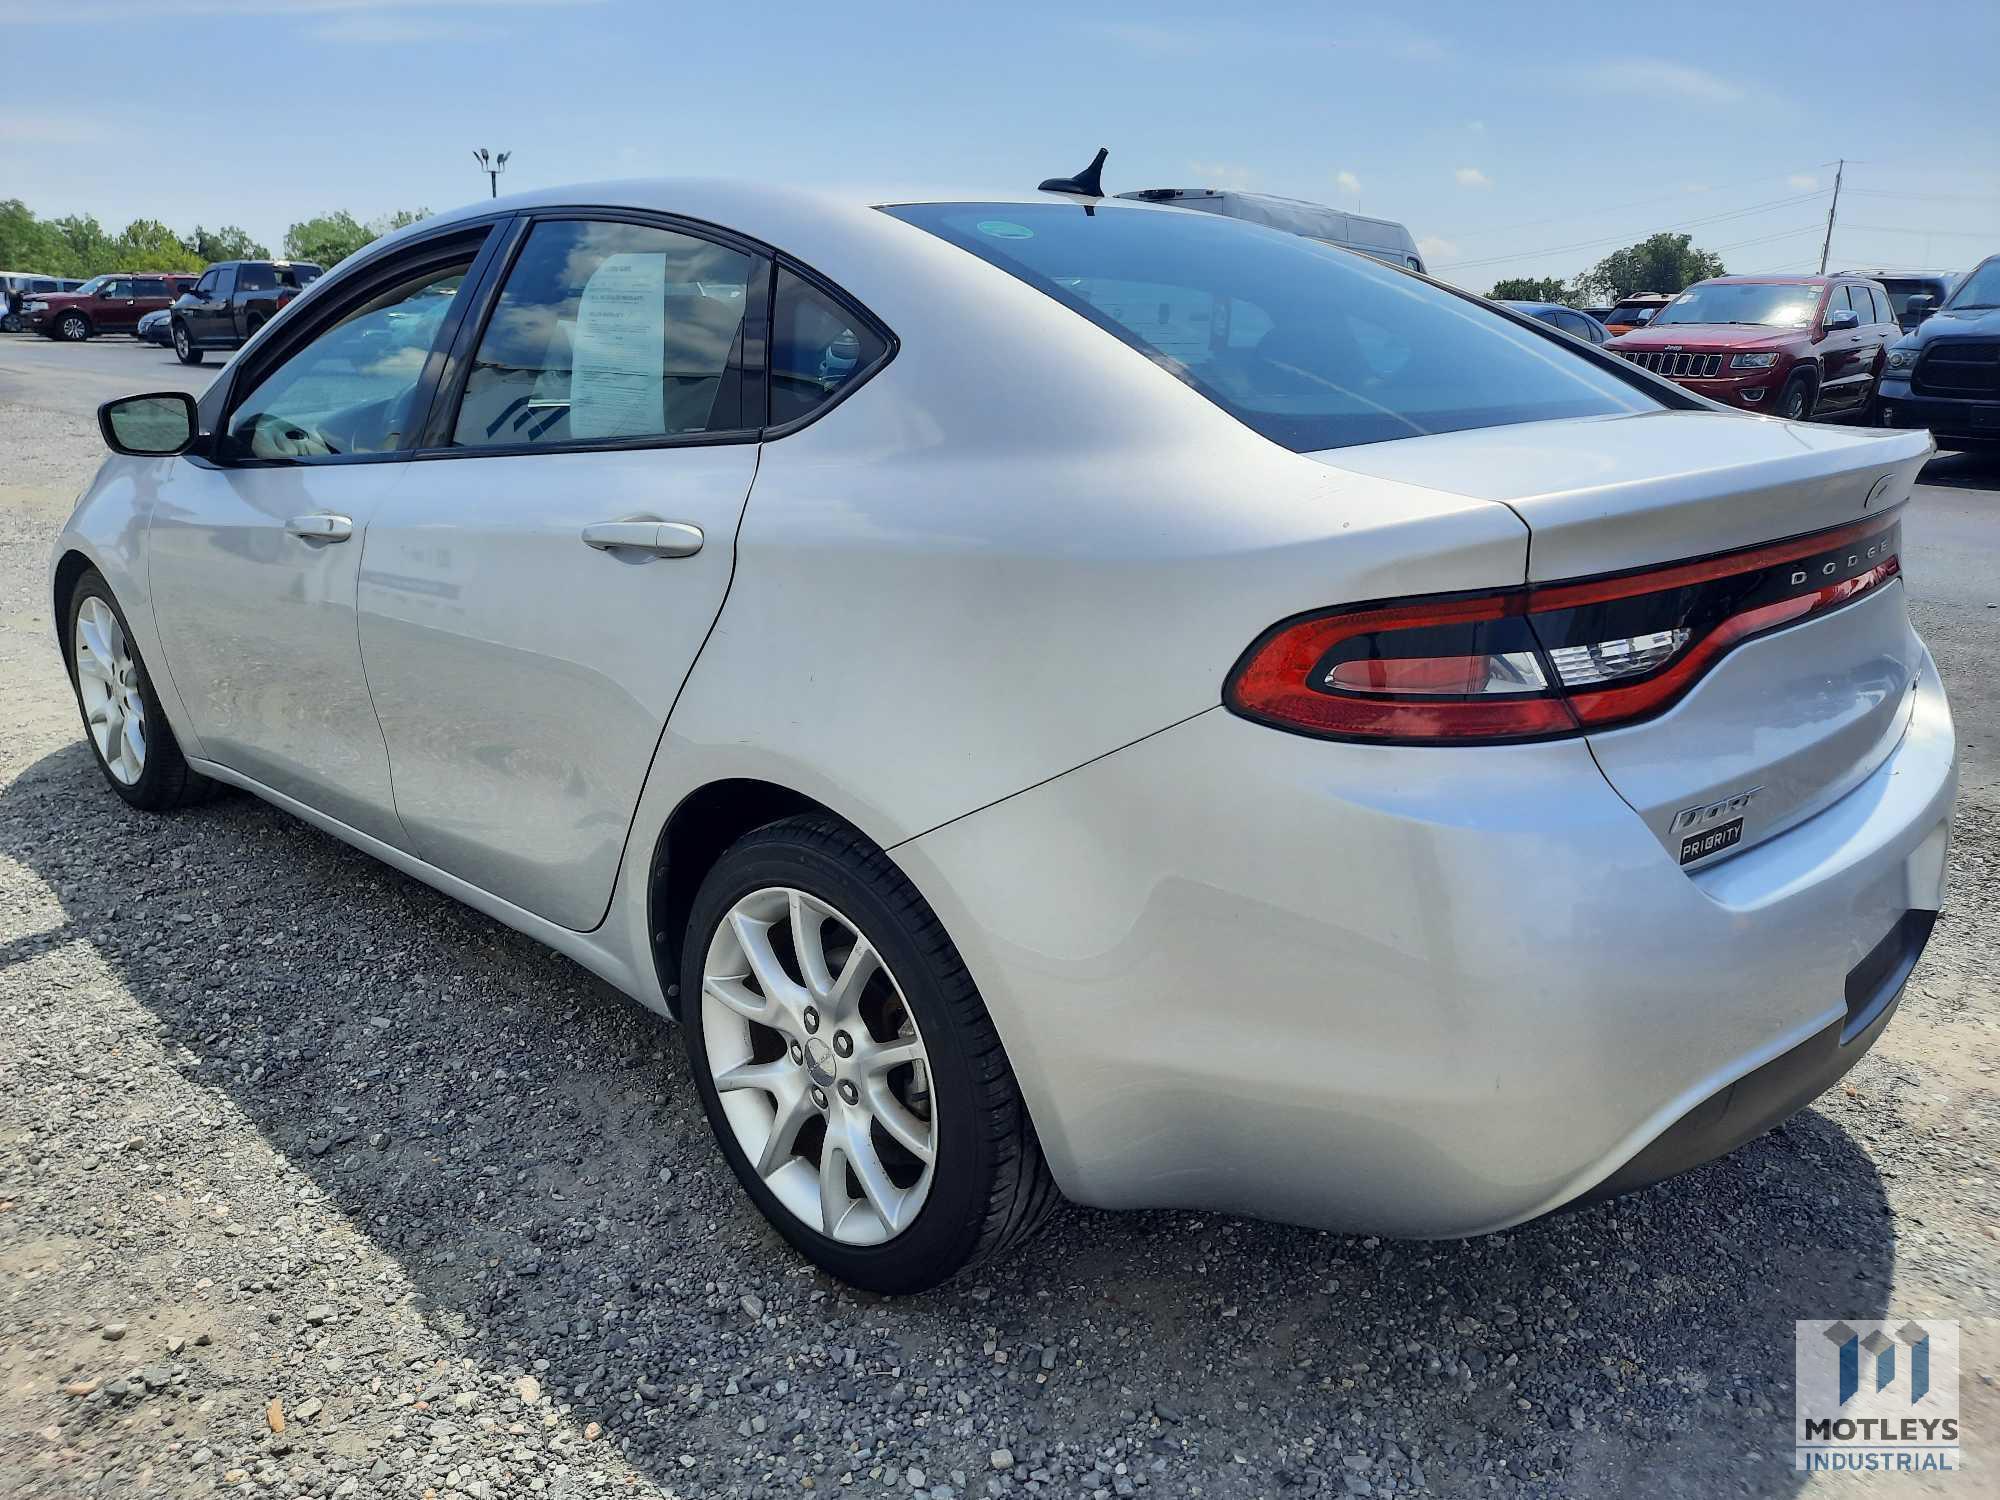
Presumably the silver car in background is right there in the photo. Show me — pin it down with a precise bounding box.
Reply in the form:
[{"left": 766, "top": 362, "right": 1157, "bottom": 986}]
[{"left": 55, "top": 181, "right": 1953, "bottom": 1292}]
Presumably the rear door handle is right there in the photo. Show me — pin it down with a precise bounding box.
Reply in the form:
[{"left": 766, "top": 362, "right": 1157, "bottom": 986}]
[
  {"left": 580, "top": 520, "right": 704, "bottom": 558},
  {"left": 284, "top": 513, "right": 353, "bottom": 543}
]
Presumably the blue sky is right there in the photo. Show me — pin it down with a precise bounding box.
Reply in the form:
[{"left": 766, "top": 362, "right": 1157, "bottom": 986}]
[{"left": 3, "top": 0, "right": 1996, "bottom": 289}]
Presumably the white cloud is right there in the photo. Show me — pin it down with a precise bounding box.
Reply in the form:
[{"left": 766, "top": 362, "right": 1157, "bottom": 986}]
[
  {"left": 1586, "top": 60, "right": 1744, "bottom": 102},
  {"left": 1466, "top": 120, "right": 1487, "bottom": 134},
  {"left": 1417, "top": 235, "right": 1459, "bottom": 265},
  {"left": 1189, "top": 160, "right": 1259, "bottom": 192},
  {"left": 1788, "top": 173, "right": 1821, "bottom": 192},
  {"left": 1454, "top": 167, "right": 1491, "bottom": 189},
  {"left": 1334, "top": 170, "right": 1361, "bottom": 197}
]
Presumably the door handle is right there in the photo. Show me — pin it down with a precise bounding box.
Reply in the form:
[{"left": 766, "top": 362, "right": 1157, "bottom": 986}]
[
  {"left": 285, "top": 513, "right": 353, "bottom": 543},
  {"left": 580, "top": 520, "right": 703, "bottom": 558}
]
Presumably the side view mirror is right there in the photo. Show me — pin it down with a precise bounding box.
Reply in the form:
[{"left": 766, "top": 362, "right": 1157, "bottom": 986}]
[
  {"left": 99, "top": 391, "right": 198, "bottom": 457},
  {"left": 1903, "top": 294, "right": 1936, "bottom": 321},
  {"left": 1823, "top": 309, "right": 1860, "bottom": 333}
]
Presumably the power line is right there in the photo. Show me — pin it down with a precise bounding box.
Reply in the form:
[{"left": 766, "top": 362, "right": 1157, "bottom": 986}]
[
  {"left": 1705, "top": 224, "right": 1826, "bottom": 255},
  {"left": 1435, "top": 191, "right": 1830, "bottom": 271},
  {"left": 1842, "top": 222, "right": 2000, "bottom": 238},
  {"left": 1845, "top": 187, "right": 2000, "bottom": 204}
]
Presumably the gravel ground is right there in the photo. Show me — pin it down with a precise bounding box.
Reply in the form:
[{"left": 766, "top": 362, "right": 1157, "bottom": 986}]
[{"left": 1, "top": 362, "right": 1996, "bottom": 1499}]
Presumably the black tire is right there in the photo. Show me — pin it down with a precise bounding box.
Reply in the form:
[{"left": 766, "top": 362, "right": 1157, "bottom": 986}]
[
  {"left": 57, "top": 311, "right": 91, "bottom": 342},
  {"left": 1777, "top": 371, "right": 1815, "bottom": 421},
  {"left": 172, "top": 320, "right": 203, "bottom": 365},
  {"left": 681, "top": 815, "right": 1059, "bottom": 1293},
  {"left": 64, "top": 569, "right": 216, "bottom": 812}
]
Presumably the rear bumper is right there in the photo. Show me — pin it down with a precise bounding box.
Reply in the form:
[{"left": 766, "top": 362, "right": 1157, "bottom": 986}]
[{"left": 898, "top": 648, "right": 1956, "bottom": 1236}]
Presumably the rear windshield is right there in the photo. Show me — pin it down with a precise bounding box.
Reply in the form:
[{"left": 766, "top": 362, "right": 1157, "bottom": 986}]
[
  {"left": 882, "top": 202, "right": 1657, "bottom": 452},
  {"left": 1652, "top": 282, "right": 1822, "bottom": 328}
]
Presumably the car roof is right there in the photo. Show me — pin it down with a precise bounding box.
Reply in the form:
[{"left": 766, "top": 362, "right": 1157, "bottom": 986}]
[
  {"left": 1500, "top": 301, "right": 1588, "bottom": 316},
  {"left": 1693, "top": 274, "right": 1833, "bottom": 286}
]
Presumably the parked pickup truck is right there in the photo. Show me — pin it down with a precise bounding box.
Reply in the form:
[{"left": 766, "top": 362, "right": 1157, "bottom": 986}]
[{"left": 170, "top": 259, "right": 324, "bottom": 364}]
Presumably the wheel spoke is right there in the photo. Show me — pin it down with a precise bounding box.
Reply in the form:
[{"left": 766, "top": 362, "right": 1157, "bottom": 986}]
[
  {"left": 865, "top": 1082, "right": 935, "bottom": 1165},
  {"left": 817, "top": 1126, "right": 853, "bottom": 1237},
  {"left": 825, "top": 939, "right": 880, "bottom": 1023},
  {"left": 702, "top": 973, "right": 773, "bottom": 1025},
  {"left": 78, "top": 613, "right": 113, "bottom": 668},
  {"left": 729, "top": 910, "right": 807, "bottom": 1012},
  {"left": 713, "top": 1057, "right": 792, "bottom": 1095},
  {"left": 754, "top": 1083, "right": 815, "bottom": 1179},
  {"left": 789, "top": 891, "right": 835, "bottom": 998},
  {"left": 841, "top": 1120, "right": 907, "bottom": 1235},
  {"left": 854, "top": 1035, "right": 923, "bottom": 1078},
  {"left": 74, "top": 650, "right": 113, "bottom": 685},
  {"left": 86, "top": 701, "right": 112, "bottom": 727},
  {"left": 123, "top": 714, "right": 147, "bottom": 773}
]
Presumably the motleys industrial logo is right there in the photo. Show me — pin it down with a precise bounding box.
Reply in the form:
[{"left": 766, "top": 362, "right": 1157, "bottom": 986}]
[{"left": 1795, "top": 1319, "right": 1960, "bottom": 1473}]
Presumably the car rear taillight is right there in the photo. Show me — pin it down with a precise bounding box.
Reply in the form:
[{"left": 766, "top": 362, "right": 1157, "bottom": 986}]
[{"left": 1226, "top": 510, "right": 1902, "bottom": 744}]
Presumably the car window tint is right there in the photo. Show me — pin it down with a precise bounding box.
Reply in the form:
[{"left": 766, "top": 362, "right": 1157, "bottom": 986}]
[
  {"left": 226, "top": 258, "right": 474, "bottom": 461},
  {"left": 195, "top": 271, "right": 218, "bottom": 296},
  {"left": 1869, "top": 286, "right": 1892, "bottom": 325},
  {"left": 238, "top": 263, "right": 277, "bottom": 292},
  {"left": 769, "top": 269, "right": 889, "bottom": 426},
  {"left": 101, "top": 279, "right": 132, "bottom": 298},
  {"left": 135, "top": 278, "right": 168, "bottom": 297},
  {"left": 453, "top": 219, "right": 755, "bottom": 449},
  {"left": 884, "top": 202, "right": 1656, "bottom": 452}
]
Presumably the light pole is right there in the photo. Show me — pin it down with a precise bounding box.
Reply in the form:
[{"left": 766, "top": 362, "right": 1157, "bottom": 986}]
[{"left": 472, "top": 148, "right": 511, "bottom": 199}]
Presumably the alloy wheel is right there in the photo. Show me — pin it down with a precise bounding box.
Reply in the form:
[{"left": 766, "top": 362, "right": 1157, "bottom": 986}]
[
  {"left": 73, "top": 597, "right": 146, "bottom": 784},
  {"left": 174, "top": 323, "right": 190, "bottom": 358},
  {"left": 701, "top": 886, "right": 937, "bottom": 1245},
  {"left": 60, "top": 313, "right": 88, "bottom": 341}
]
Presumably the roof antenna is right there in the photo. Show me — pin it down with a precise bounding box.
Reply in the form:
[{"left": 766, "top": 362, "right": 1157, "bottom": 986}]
[{"left": 1039, "top": 147, "right": 1108, "bottom": 198}]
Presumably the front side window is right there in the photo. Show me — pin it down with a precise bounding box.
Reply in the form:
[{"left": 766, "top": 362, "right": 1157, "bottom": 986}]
[
  {"left": 1653, "top": 282, "right": 1822, "bottom": 328},
  {"left": 883, "top": 202, "right": 1656, "bottom": 452},
  {"left": 101, "top": 279, "right": 133, "bottom": 299},
  {"left": 225, "top": 256, "right": 474, "bottom": 460},
  {"left": 194, "top": 271, "right": 218, "bottom": 296},
  {"left": 452, "top": 219, "right": 756, "bottom": 449},
  {"left": 1945, "top": 259, "right": 1999, "bottom": 310}
]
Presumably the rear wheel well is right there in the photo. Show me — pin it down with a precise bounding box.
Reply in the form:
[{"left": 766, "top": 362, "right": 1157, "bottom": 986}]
[
  {"left": 649, "top": 779, "right": 848, "bottom": 1017},
  {"left": 51, "top": 550, "right": 95, "bottom": 663}
]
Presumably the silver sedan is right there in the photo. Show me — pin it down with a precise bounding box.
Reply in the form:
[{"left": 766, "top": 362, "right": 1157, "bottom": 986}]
[{"left": 53, "top": 181, "right": 1955, "bottom": 1292}]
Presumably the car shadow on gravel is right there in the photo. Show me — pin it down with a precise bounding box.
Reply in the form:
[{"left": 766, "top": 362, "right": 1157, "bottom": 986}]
[{"left": 1, "top": 741, "right": 1898, "bottom": 1498}]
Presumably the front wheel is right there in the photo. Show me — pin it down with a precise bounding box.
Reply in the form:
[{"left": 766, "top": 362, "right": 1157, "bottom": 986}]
[
  {"left": 66, "top": 569, "right": 215, "bottom": 811},
  {"left": 172, "top": 320, "right": 203, "bottom": 365},
  {"left": 1776, "top": 371, "right": 1816, "bottom": 421},
  {"left": 682, "top": 816, "right": 1059, "bottom": 1293},
  {"left": 57, "top": 311, "right": 91, "bottom": 342}
]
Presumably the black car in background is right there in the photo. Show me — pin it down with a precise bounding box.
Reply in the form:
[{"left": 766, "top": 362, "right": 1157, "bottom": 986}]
[
  {"left": 170, "top": 259, "right": 324, "bottom": 364},
  {"left": 1499, "top": 300, "right": 1610, "bottom": 344},
  {"left": 1876, "top": 253, "right": 2000, "bottom": 448},
  {"left": 1838, "top": 268, "right": 1961, "bottom": 333}
]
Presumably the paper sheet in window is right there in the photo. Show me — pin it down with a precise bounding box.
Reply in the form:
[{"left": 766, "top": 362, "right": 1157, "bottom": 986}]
[{"left": 570, "top": 252, "right": 666, "bottom": 439}]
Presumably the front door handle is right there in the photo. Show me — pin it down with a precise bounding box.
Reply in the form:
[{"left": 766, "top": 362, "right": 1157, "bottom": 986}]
[
  {"left": 580, "top": 520, "right": 704, "bottom": 558},
  {"left": 285, "top": 513, "right": 353, "bottom": 543}
]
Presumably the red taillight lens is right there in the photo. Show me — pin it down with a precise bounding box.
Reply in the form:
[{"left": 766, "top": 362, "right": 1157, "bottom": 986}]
[{"left": 1226, "top": 510, "right": 1902, "bottom": 743}]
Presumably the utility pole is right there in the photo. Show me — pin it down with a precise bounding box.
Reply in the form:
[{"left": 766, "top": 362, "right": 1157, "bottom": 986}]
[
  {"left": 1817, "top": 159, "right": 1844, "bottom": 274},
  {"left": 472, "top": 147, "right": 511, "bottom": 199}
]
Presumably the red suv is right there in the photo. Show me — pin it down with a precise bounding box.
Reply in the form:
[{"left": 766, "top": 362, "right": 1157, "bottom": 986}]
[
  {"left": 25, "top": 272, "right": 197, "bottom": 342},
  {"left": 1605, "top": 275, "right": 1900, "bottom": 421}
]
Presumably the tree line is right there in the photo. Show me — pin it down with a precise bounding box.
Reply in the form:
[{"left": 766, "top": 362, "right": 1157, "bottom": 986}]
[
  {"left": 1487, "top": 232, "right": 1727, "bottom": 306},
  {"left": 0, "top": 200, "right": 432, "bottom": 279}
]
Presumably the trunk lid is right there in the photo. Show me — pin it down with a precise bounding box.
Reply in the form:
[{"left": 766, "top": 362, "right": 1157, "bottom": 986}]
[{"left": 1313, "top": 411, "right": 1936, "bottom": 865}]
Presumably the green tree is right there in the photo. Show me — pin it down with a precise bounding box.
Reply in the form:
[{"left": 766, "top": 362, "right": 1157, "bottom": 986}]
[
  {"left": 283, "top": 211, "right": 375, "bottom": 268},
  {"left": 1489, "top": 275, "right": 1570, "bottom": 302},
  {"left": 47, "top": 214, "right": 115, "bottom": 277},
  {"left": 189, "top": 224, "right": 270, "bottom": 263},
  {"left": 370, "top": 207, "right": 432, "bottom": 235},
  {"left": 1568, "top": 232, "right": 1725, "bottom": 304},
  {"left": 0, "top": 199, "right": 70, "bottom": 274},
  {"left": 112, "top": 217, "right": 205, "bottom": 273}
]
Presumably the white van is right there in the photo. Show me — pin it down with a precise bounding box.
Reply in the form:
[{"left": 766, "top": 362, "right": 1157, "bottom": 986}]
[{"left": 1115, "top": 189, "right": 1426, "bottom": 273}]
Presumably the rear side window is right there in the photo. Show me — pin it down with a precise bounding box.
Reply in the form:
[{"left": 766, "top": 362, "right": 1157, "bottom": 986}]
[
  {"left": 452, "top": 218, "right": 758, "bottom": 449},
  {"left": 238, "top": 263, "right": 277, "bottom": 292},
  {"left": 883, "top": 202, "right": 1656, "bottom": 452},
  {"left": 770, "top": 268, "right": 890, "bottom": 427},
  {"left": 135, "top": 278, "right": 168, "bottom": 297}
]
